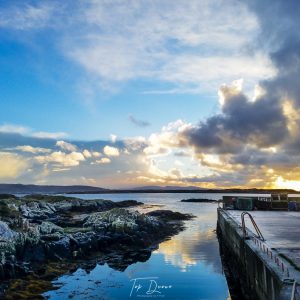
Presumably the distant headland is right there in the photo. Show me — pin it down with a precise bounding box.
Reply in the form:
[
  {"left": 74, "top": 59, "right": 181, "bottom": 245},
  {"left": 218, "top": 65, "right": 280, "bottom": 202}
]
[{"left": 0, "top": 183, "right": 298, "bottom": 195}]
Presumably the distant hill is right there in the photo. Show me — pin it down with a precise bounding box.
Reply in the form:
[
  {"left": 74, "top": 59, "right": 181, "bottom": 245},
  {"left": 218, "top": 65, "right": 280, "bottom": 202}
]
[
  {"left": 132, "top": 185, "right": 206, "bottom": 191},
  {"left": 0, "top": 184, "right": 109, "bottom": 194},
  {"left": 0, "top": 183, "right": 298, "bottom": 194}
]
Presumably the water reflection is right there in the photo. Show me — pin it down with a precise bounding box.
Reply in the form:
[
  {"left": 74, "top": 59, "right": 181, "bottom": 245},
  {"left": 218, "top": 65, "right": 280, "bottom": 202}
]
[
  {"left": 43, "top": 195, "right": 230, "bottom": 300},
  {"left": 156, "top": 228, "right": 217, "bottom": 272}
]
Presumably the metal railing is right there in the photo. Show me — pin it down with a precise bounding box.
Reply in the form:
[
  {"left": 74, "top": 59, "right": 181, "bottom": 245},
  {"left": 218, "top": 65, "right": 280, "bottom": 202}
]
[
  {"left": 291, "top": 280, "right": 298, "bottom": 300},
  {"left": 240, "top": 212, "right": 292, "bottom": 278},
  {"left": 241, "top": 211, "right": 265, "bottom": 241}
]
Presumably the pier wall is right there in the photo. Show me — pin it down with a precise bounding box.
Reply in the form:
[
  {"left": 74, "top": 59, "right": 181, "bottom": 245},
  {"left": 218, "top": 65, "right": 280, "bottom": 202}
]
[{"left": 217, "top": 209, "right": 294, "bottom": 300}]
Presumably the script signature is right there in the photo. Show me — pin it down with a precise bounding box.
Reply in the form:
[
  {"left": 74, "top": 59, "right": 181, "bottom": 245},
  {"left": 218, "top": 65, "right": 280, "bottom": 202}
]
[{"left": 130, "top": 277, "right": 172, "bottom": 297}]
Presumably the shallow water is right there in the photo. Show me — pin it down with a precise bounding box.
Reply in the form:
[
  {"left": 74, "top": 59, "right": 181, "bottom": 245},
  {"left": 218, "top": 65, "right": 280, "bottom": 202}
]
[{"left": 43, "top": 193, "right": 266, "bottom": 300}]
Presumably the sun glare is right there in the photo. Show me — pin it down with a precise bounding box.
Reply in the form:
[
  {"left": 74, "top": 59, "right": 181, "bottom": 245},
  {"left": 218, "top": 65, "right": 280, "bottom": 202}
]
[{"left": 275, "top": 176, "right": 300, "bottom": 191}]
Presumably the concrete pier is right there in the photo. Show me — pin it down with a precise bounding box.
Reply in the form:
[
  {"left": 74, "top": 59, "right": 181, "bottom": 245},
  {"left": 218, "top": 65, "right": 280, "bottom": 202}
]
[{"left": 217, "top": 209, "right": 300, "bottom": 300}]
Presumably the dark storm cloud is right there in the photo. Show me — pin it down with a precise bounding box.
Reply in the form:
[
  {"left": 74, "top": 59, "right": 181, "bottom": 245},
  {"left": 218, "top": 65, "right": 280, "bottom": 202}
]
[
  {"left": 181, "top": 0, "right": 300, "bottom": 165},
  {"left": 182, "top": 88, "right": 288, "bottom": 154},
  {"left": 246, "top": 0, "right": 300, "bottom": 106},
  {"left": 128, "top": 115, "right": 150, "bottom": 128}
]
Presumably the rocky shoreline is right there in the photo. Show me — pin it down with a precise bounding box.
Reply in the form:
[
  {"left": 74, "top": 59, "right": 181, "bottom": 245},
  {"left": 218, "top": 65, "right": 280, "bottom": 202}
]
[{"left": 0, "top": 194, "right": 193, "bottom": 298}]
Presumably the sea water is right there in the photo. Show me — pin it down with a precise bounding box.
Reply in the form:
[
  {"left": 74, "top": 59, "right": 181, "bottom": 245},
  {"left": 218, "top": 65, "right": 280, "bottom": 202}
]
[{"left": 43, "top": 193, "right": 267, "bottom": 300}]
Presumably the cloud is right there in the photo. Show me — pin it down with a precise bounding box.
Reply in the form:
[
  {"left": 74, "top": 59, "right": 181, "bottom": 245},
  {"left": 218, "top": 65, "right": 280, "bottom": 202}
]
[
  {"left": 95, "top": 157, "right": 111, "bottom": 164},
  {"left": 129, "top": 115, "right": 150, "bottom": 128},
  {"left": 2, "top": 0, "right": 300, "bottom": 190},
  {"left": 56, "top": 140, "right": 77, "bottom": 152},
  {"left": 0, "top": 0, "right": 270, "bottom": 95},
  {"left": 143, "top": 120, "right": 192, "bottom": 156},
  {"left": 110, "top": 134, "right": 117, "bottom": 143},
  {"left": 0, "top": 152, "right": 29, "bottom": 179},
  {"left": 0, "top": 123, "right": 68, "bottom": 140},
  {"left": 92, "top": 151, "right": 102, "bottom": 157},
  {"left": 0, "top": 2, "right": 56, "bottom": 30},
  {"left": 124, "top": 136, "right": 147, "bottom": 153},
  {"left": 66, "top": 0, "right": 273, "bottom": 93},
  {"left": 33, "top": 131, "right": 68, "bottom": 139},
  {"left": 0, "top": 124, "right": 30, "bottom": 135},
  {"left": 14, "top": 145, "right": 51, "bottom": 154},
  {"left": 82, "top": 149, "right": 92, "bottom": 158},
  {"left": 35, "top": 151, "right": 85, "bottom": 167},
  {"left": 0, "top": 0, "right": 276, "bottom": 97},
  {"left": 103, "top": 145, "right": 119, "bottom": 157},
  {"left": 181, "top": 80, "right": 288, "bottom": 154}
]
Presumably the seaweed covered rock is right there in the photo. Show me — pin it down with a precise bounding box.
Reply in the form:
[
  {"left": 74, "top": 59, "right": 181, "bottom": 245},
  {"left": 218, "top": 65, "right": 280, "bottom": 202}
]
[
  {"left": 0, "top": 194, "right": 194, "bottom": 294},
  {"left": 83, "top": 208, "right": 162, "bottom": 234},
  {"left": 17, "top": 195, "right": 143, "bottom": 222},
  {"left": 0, "top": 199, "right": 22, "bottom": 225},
  {"left": 20, "top": 201, "right": 56, "bottom": 220},
  {"left": 38, "top": 222, "right": 64, "bottom": 235},
  {"left": 0, "top": 221, "right": 15, "bottom": 241},
  {"left": 146, "top": 210, "right": 194, "bottom": 221}
]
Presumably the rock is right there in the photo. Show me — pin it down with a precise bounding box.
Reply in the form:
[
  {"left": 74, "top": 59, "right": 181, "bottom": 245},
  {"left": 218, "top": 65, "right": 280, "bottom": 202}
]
[
  {"left": 19, "top": 197, "right": 142, "bottom": 222},
  {"left": 38, "top": 222, "right": 64, "bottom": 235},
  {"left": 40, "top": 233, "right": 63, "bottom": 241},
  {"left": 0, "top": 194, "right": 193, "bottom": 294},
  {"left": 70, "top": 231, "right": 96, "bottom": 248},
  {"left": 0, "top": 221, "right": 15, "bottom": 241},
  {"left": 83, "top": 208, "right": 162, "bottom": 234},
  {"left": 0, "top": 200, "right": 22, "bottom": 222},
  {"left": 146, "top": 210, "right": 194, "bottom": 221},
  {"left": 20, "top": 202, "right": 56, "bottom": 220},
  {"left": 0, "top": 194, "right": 19, "bottom": 200},
  {"left": 0, "top": 222, "right": 17, "bottom": 275}
]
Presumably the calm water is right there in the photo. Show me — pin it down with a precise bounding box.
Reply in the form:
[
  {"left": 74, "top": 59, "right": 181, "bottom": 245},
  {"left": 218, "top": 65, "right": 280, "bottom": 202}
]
[{"left": 43, "top": 193, "right": 268, "bottom": 300}]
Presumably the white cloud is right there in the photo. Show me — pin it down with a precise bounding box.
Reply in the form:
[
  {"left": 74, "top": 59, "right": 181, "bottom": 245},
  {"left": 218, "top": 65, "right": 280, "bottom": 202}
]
[
  {"left": 83, "top": 149, "right": 92, "bottom": 158},
  {"left": 0, "top": 124, "right": 29, "bottom": 135},
  {"left": 96, "top": 157, "right": 111, "bottom": 164},
  {"left": 14, "top": 145, "right": 51, "bottom": 154},
  {"left": 35, "top": 151, "right": 85, "bottom": 167},
  {"left": 103, "top": 145, "right": 119, "bottom": 156},
  {"left": 0, "top": 152, "right": 29, "bottom": 179},
  {"left": 124, "top": 136, "right": 147, "bottom": 152},
  {"left": 0, "top": 123, "right": 68, "bottom": 139},
  {"left": 33, "top": 131, "right": 68, "bottom": 139},
  {"left": 144, "top": 120, "right": 192, "bottom": 156},
  {"left": 0, "top": 3, "right": 56, "bottom": 30},
  {"left": 92, "top": 151, "right": 102, "bottom": 157},
  {"left": 56, "top": 140, "right": 77, "bottom": 152},
  {"left": 110, "top": 134, "right": 117, "bottom": 143},
  {"left": 63, "top": 0, "right": 274, "bottom": 94},
  {"left": 1, "top": 1, "right": 275, "bottom": 96}
]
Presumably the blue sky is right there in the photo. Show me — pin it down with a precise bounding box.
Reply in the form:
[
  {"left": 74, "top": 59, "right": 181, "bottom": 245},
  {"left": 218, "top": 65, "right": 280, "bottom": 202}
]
[{"left": 1, "top": 0, "right": 300, "bottom": 190}]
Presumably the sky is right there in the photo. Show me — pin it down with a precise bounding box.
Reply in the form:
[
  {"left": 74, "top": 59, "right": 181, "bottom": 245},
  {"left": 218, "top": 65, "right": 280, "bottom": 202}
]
[{"left": 0, "top": 0, "right": 300, "bottom": 190}]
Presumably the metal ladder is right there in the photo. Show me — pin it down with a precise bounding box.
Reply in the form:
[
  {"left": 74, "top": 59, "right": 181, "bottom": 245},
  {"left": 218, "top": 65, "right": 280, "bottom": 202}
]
[
  {"left": 291, "top": 280, "right": 298, "bottom": 300},
  {"left": 241, "top": 212, "right": 265, "bottom": 241}
]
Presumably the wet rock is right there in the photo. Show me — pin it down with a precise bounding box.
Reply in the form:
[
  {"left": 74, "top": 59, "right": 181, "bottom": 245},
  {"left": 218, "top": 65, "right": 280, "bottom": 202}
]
[
  {"left": 38, "top": 222, "right": 64, "bottom": 235},
  {"left": 0, "top": 221, "right": 15, "bottom": 241},
  {"left": 47, "top": 236, "right": 71, "bottom": 260},
  {"left": 20, "top": 202, "right": 56, "bottom": 220},
  {"left": 146, "top": 209, "right": 194, "bottom": 221},
  {"left": 0, "top": 194, "right": 194, "bottom": 296},
  {"left": 83, "top": 208, "right": 162, "bottom": 234},
  {"left": 0, "top": 194, "right": 19, "bottom": 200},
  {"left": 18, "top": 196, "right": 142, "bottom": 223},
  {"left": 0, "top": 199, "right": 22, "bottom": 225}
]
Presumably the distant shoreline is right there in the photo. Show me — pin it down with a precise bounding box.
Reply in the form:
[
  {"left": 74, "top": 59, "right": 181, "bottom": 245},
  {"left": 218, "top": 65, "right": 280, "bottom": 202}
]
[
  {"left": 0, "top": 183, "right": 299, "bottom": 195},
  {"left": 64, "top": 189, "right": 300, "bottom": 194}
]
